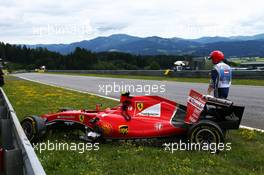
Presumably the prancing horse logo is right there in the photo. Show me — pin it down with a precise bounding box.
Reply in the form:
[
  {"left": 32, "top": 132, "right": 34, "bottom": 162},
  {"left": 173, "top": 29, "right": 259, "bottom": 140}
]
[
  {"left": 136, "top": 102, "right": 144, "bottom": 111},
  {"left": 79, "top": 114, "right": 85, "bottom": 123}
]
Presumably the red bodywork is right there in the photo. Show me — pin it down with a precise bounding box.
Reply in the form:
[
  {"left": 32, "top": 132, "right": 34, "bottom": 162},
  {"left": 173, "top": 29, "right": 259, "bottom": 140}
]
[{"left": 41, "top": 90, "right": 207, "bottom": 139}]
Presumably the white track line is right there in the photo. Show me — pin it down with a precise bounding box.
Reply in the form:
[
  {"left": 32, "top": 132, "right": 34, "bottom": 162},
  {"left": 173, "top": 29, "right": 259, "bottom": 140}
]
[
  {"left": 18, "top": 76, "right": 119, "bottom": 102},
  {"left": 15, "top": 75, "right": 264, "bottom": 133},
  {"left": 240, "top": 126, "right": 264, "bottom": 133}
]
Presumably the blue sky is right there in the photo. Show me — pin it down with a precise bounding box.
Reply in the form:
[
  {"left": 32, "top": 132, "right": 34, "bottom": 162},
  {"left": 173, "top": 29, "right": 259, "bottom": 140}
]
[{"left": 0, "top": 0, "right": 263, "bottom": 44}]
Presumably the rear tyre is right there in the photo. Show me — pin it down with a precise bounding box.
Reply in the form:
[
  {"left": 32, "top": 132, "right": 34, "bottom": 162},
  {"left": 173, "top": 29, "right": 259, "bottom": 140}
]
[
  {"left": 21, "top": 115, "right": 47, "bottom": 143},
  {"left": 187, "top": 120, "right": 224, "bottom": 145}
]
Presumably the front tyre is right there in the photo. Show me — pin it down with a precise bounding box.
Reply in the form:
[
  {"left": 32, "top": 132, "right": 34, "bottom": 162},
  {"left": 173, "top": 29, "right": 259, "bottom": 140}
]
[{"left": 187, "top": 120, "right": 224, "bottom": 145}]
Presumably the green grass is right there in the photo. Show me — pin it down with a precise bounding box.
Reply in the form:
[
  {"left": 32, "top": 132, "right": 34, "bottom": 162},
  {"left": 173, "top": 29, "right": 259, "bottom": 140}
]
[
  {"left": 47, "top": 72, "right": 264, "bottom": 86},
  {"left": 3, "top": 76, "right": 264, "bottom": 175},
  {"left": 256, "top": 58, "right": 264, "bottom": 62},
  {"left": 231, "top": 57, "right": 264, "bottom": 64}
]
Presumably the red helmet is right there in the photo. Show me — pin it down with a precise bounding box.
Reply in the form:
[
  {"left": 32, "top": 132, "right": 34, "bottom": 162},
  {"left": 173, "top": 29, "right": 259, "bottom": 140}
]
[{"left": 209, "top": 50, "right": 224, "bottom": 64}]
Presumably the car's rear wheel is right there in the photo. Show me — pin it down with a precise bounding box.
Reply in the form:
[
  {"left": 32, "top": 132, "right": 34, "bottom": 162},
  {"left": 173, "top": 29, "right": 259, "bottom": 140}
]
[
  {"left": 187, "top": 120, "right": 224, "bottom": 145},
  {"left": 22, "top": 118, "right": 35, "bottom": 141},
  {"left": 21, "top": 115, "right": 46, "bottom": 143}
]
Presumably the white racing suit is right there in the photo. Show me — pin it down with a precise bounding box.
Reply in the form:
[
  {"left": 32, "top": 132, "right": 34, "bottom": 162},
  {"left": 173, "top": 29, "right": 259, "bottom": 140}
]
[{"left": 210, "top": 62, "right": 232, "bottom": 99}]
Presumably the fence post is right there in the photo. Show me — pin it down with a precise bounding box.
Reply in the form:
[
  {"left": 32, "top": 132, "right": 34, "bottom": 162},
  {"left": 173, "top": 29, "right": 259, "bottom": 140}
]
[{"left": 4, "top": 149, "right": 23, "bottom": 175}]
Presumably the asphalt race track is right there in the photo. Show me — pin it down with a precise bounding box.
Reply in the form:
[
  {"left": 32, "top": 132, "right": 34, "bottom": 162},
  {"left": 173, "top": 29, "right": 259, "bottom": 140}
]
[{"left": 14, "top": 73, "right": 264, "bottom": 130}]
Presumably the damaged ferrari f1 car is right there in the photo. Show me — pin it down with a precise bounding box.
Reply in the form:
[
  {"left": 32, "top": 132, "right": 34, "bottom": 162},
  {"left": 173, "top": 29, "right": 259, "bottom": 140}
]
[{"left": 21, "top": 90, "right": 244, "bottom": 144}]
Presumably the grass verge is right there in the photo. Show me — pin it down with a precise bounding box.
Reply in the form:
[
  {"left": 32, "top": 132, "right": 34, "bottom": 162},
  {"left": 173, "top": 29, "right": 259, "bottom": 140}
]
[
  {"left": 3, "top": 76, "right": 264, "bottom": 175},
  {"left": 47, "top": 72, "right": 264, "bottom": 86}
]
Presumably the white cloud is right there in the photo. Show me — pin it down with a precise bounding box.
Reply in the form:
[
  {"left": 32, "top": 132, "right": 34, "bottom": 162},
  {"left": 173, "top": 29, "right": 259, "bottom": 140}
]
[{"left": 0, "top": 0, "right": 264, "bottom": 44}]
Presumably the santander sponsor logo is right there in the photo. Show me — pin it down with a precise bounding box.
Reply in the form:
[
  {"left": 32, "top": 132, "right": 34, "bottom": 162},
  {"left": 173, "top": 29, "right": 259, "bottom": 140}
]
[{"left": 187, "top": 97, "right": 204, "bottom": 111}]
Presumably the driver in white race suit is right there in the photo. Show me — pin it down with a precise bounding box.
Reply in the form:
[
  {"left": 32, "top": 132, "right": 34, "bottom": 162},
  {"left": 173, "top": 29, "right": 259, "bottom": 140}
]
[{"left": 207, "top": 50, "right": 232, "bottom": 99}]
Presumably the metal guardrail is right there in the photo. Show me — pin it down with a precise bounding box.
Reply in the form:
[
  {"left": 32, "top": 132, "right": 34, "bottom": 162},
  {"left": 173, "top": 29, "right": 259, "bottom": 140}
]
[{"left": 0, "top": 88, "right": 46, "bottom": 175}]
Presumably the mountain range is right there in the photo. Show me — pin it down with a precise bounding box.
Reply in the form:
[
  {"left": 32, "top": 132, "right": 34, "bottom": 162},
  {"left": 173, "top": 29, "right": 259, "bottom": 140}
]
[{"left": 27, "top": 33, "right": 264, "bottom": 57}]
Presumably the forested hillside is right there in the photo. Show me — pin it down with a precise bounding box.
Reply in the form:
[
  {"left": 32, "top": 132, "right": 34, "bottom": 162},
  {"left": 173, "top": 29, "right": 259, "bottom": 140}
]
[{"left": 0, "top": 42, "right": 194, "bottom": 70}]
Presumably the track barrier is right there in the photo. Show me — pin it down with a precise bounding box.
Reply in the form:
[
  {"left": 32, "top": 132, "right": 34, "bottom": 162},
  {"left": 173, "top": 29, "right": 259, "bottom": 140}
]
[{"left": 0, "top": 88, "right": 45, "bottom": 175}]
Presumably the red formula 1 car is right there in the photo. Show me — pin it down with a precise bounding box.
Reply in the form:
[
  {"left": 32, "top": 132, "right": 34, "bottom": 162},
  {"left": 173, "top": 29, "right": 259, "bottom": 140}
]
[{"left": 21, "top": 90, "right": 244, "bottom": 144}]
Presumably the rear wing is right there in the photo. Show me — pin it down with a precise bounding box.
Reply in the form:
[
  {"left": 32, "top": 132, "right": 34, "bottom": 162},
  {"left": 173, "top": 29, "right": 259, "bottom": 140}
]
[
  {"left": 184, "top": 90, "right": 206, "bottom": 124},
  {"left": 203, "top": 95, "right": 233, "bottom": 107},
  {"left": 184, "top": 89, "right": 245, "bottom": 129}
]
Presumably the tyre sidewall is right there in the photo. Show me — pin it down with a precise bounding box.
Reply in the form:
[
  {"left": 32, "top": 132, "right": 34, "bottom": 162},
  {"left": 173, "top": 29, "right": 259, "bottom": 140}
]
[
  {"left": 21, "top": 115, "right": 46, "bottom": 143},
  {"left": 188, "top": 120, "right": 224, "bottom": 145},
  {"left": 21, "top": 117, "right": 37, "bottom": 142}
]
